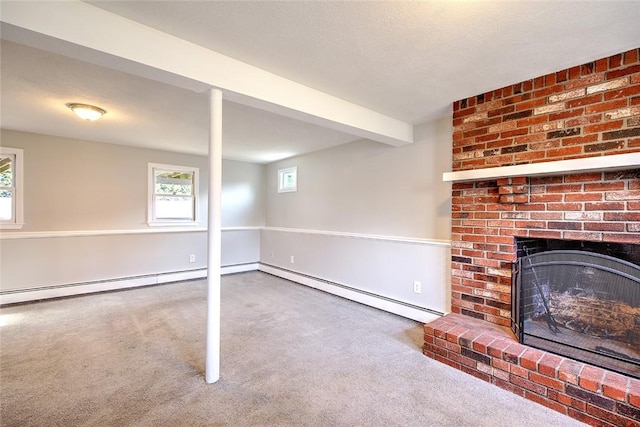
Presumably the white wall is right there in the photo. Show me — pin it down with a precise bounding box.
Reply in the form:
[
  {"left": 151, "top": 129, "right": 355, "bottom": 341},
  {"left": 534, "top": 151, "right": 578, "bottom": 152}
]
[
  {"left": 222, "top": 159, "right": 266, "bottom": 227},
  {"left": 0, "top": 129, "right": 264, "bottom": 296},
  {"left": 266, "top": 117, "right": 452, "bottom": 239},
  {"left": 260, "top": 116, "right": 453, "bottom": 320},
  {"left": 6, "top": 130, "right": 210, "bottom": 231},
  {"left": 1, "top": 116, "right": 454, "bottom": 321}
]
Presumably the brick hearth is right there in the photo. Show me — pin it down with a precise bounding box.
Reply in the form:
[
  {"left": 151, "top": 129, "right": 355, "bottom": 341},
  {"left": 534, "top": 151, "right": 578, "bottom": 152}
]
[
  {"left": 424, "top": 314, "right": 640, "bottom": 426},
  {"left": 424, "top": 48, "right": 640, "bottom": 426}
]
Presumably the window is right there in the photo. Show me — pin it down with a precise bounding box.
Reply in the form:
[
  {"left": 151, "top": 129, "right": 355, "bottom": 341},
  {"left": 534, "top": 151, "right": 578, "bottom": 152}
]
[
  {"left": 0, "top": 147, "right": 24, "bottom": 229},
  {"left": 278, "top": 166, "right": 297, "bottom": 193},
  {"left": 148, "top": 163, "right": 199, "bottom": 225}
]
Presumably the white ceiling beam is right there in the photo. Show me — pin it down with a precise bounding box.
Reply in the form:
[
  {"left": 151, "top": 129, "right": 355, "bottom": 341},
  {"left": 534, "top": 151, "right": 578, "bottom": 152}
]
[{"left": 0, "top": 1, "right": 413, "bottom": 147}]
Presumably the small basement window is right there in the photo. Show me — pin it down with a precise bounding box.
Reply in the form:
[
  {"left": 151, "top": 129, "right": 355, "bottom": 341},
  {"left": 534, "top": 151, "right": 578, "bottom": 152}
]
[
  {"left": 0, "top": 147, "right": 24, "bottom": 230},
  {"left": 278, "top": 166, "right": 297, "bottom": 193},
  {"left": 148, "top": 163, "right": 199, "bottom": 226}
]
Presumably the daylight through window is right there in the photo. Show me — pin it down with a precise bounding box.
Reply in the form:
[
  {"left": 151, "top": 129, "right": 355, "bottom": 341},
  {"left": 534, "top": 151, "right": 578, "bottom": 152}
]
[
  {"left": 278, "top": 166, "right": 297, "bottom": 193},
  {"left": 148, "top": 163, "right": 198, "bottom": 225},
  {"left": 0, "top": 147, "right": 24, "bottom": 229}
]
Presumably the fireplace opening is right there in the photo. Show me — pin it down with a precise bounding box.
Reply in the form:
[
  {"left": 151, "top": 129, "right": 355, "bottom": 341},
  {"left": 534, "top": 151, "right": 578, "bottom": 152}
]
[{"left": 512, "top": 238, "right": 640, "bottom": 379}]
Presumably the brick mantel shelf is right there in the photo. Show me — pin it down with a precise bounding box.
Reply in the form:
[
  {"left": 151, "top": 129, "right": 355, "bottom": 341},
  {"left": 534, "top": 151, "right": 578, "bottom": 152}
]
[{"left": 443, "top": 152, "right": 640, "bottom": 183}]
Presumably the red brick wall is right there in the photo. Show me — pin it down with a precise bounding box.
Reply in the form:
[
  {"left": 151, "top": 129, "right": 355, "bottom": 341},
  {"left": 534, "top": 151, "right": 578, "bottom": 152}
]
[
  {"left": 453, "top": 48, "right": 640, "bottom": 171},
  {"left": 449, "top": 48, "right": 640, "bottom": 327}
]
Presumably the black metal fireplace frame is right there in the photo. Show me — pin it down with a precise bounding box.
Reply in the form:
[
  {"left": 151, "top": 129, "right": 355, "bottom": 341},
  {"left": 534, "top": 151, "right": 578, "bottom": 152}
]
[{"left": 511, "top": 238, "right": 640, "bottom": 379}]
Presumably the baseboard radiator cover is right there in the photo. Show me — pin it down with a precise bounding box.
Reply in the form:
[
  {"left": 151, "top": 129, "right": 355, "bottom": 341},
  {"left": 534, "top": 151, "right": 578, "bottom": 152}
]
[
  {"left": 3, "top": 263, "right": 445, "bottom": 324},
  {"left": 258, "top": 263, "right": 443, "bottom": 323},
  {"left": 0, "top": 263, "right": 259, "bottom": 305}
]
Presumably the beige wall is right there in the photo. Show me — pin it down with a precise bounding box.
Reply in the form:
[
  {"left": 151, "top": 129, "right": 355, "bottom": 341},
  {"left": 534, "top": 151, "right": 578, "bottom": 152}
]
[
  {"left": 260, "top": 116, "right": 453, "bottom": 317},
  {"left": 265, "top": 116, "right": 452, "bottom": 239},
  {"left": 222, "top": 159, "right": 266, "bottom": 227},
  {"left": 1, "top": 118, "right": 454, "bottom": 315},
  {"left": 1, "top": 129, "right": 265, "bottom": 231},
  {"left": 0, "top": 129, "right": 265, "bottom": 292}
]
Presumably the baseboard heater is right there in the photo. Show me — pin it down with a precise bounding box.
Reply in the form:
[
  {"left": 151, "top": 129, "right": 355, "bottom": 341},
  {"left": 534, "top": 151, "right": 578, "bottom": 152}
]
[
  {"left": 0, "top": 263, "right": 258, "bottom": 306},
  {"left": 2, "top": 263, "right": 445, "bottom": 324},
  {"left": 258, "top": 263, "right": 443, "bottom": 323}
]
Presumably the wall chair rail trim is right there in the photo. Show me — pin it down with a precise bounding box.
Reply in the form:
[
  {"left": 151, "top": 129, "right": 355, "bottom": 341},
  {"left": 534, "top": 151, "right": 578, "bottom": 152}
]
[
  {"left": 262, "top": 226, "right": 451, "bottom": 246},
  {"left": 0, "top": 227, "right": 449, "bottom": 246},
  {"left": 0, "top": 226, "right": 262, "bottom": 240}
]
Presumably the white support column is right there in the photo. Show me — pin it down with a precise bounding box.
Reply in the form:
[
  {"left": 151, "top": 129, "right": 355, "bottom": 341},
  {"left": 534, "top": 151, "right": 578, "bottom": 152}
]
[{"left": 206, "top": 87, "right": 223, "bottom": 384}]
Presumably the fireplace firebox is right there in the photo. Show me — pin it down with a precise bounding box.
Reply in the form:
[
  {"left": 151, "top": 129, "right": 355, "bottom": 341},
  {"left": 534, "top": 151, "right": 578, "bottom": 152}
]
[{"left": 512, "top": 238, "right": 640, "bottom": 379}]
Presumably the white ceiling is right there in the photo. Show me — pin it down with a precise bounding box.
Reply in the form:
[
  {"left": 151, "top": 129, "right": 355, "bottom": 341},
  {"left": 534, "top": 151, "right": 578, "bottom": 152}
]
[
  {"left": 2, "top": 1, "right": 640, "bottom": 163},
  {"left": 0, "top": 39, "right": 357, "bottom": 162}
]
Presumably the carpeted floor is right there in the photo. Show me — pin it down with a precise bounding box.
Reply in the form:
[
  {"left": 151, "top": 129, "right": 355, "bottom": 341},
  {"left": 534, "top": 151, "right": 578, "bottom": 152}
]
[{"left": 0, "top": 271, "right": 585, "bottom": 426}]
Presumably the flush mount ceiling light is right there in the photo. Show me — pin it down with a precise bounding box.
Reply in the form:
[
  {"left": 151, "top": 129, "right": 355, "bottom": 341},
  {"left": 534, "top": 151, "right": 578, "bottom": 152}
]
[{"left": 66, "top": 103, "right": 106, "bottom": 121}]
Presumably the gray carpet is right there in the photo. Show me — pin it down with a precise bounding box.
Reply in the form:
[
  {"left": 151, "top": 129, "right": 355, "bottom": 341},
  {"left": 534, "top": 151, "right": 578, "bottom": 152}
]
[{"left": 0, "top": 271, "right": 585, "bottom": 426}]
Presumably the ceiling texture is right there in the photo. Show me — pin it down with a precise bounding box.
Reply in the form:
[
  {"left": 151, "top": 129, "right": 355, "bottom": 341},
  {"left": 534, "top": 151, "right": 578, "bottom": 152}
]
[{"left": 1, "top": 1, "right": 640, "bottom": 163}]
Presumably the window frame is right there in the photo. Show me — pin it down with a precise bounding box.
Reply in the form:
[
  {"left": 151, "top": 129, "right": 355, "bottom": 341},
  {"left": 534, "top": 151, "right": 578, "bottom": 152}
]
[
  {"left": 0, "top": 147, "right": 24, "bottom": 230},
  {"left": 277, "top": 166, "right": 297, "bottom": 193},
  {"left": 147, "top": 162, "right": 199, "bottom": 226}
]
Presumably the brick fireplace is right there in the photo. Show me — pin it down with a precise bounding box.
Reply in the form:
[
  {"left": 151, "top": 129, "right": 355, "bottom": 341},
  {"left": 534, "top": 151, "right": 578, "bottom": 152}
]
[{"left": 423, "top": 48, "right": 640, "bottom": 426}]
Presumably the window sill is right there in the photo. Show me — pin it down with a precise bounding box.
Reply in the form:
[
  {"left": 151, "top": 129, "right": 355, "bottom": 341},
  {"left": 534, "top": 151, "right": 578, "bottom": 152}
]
[
  {"left": 147, "top": 221, "right": 199, "bottom": 227},
  {"left": 0, "top": 223, "right": 25, "bottom": 230}
]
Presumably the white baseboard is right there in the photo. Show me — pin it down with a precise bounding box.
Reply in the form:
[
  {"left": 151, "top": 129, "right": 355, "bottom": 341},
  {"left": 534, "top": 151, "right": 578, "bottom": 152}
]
[
  {"left": 1, "top": 262, "right": 441, "bottom": 325},
  {"left": 0, "top": 263, "right": 259, "bottom": 305},
  {"left": 258, "top": 264, "right": 442, "bottom": 323},
  {"left": 157, "top": 269, "right": 207, "bottom": 284},
  {"left": 221, "top": 263, "right": 259, "bottom": 275}
]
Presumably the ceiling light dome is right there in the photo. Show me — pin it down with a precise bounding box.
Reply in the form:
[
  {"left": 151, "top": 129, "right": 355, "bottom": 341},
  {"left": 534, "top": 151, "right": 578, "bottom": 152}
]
[{"left": 66, "top": 103, "right": 106, "bottom": 121}]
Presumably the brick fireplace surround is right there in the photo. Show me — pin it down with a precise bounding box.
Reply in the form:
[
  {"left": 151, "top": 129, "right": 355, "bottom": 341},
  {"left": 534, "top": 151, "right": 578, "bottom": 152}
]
[{"left": 423, "top": 48, "right": 640, "bottom": 426}]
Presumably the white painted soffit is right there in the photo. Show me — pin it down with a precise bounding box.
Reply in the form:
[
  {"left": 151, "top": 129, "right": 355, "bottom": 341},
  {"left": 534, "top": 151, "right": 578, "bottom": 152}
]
[{"left": 0, "top": 1, "right": 413, "bottom": 147}]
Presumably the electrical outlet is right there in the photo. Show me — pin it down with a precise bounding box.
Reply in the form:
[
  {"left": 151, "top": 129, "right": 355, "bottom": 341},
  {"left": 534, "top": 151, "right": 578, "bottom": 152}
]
[
  {"left": 189, "top": 254, "right": 196, "bottom": 263},
  {"left": 290, "top": 255, "right": 295, "bottom": 264},
  {"left": 413, "top": 281, "right": 421, "bottom": 294}
]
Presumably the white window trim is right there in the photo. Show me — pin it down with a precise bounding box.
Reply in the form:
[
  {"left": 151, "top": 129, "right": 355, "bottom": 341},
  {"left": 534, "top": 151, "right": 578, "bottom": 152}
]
[
  {"left": 0, "top": 147, "right": 24, "bottom": 230},
  {"left": 148, "top": 163, "right": 199, "bottom": 226},
  {"left": 278, "top": 166, "right": 297, "bottom": 193}
]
